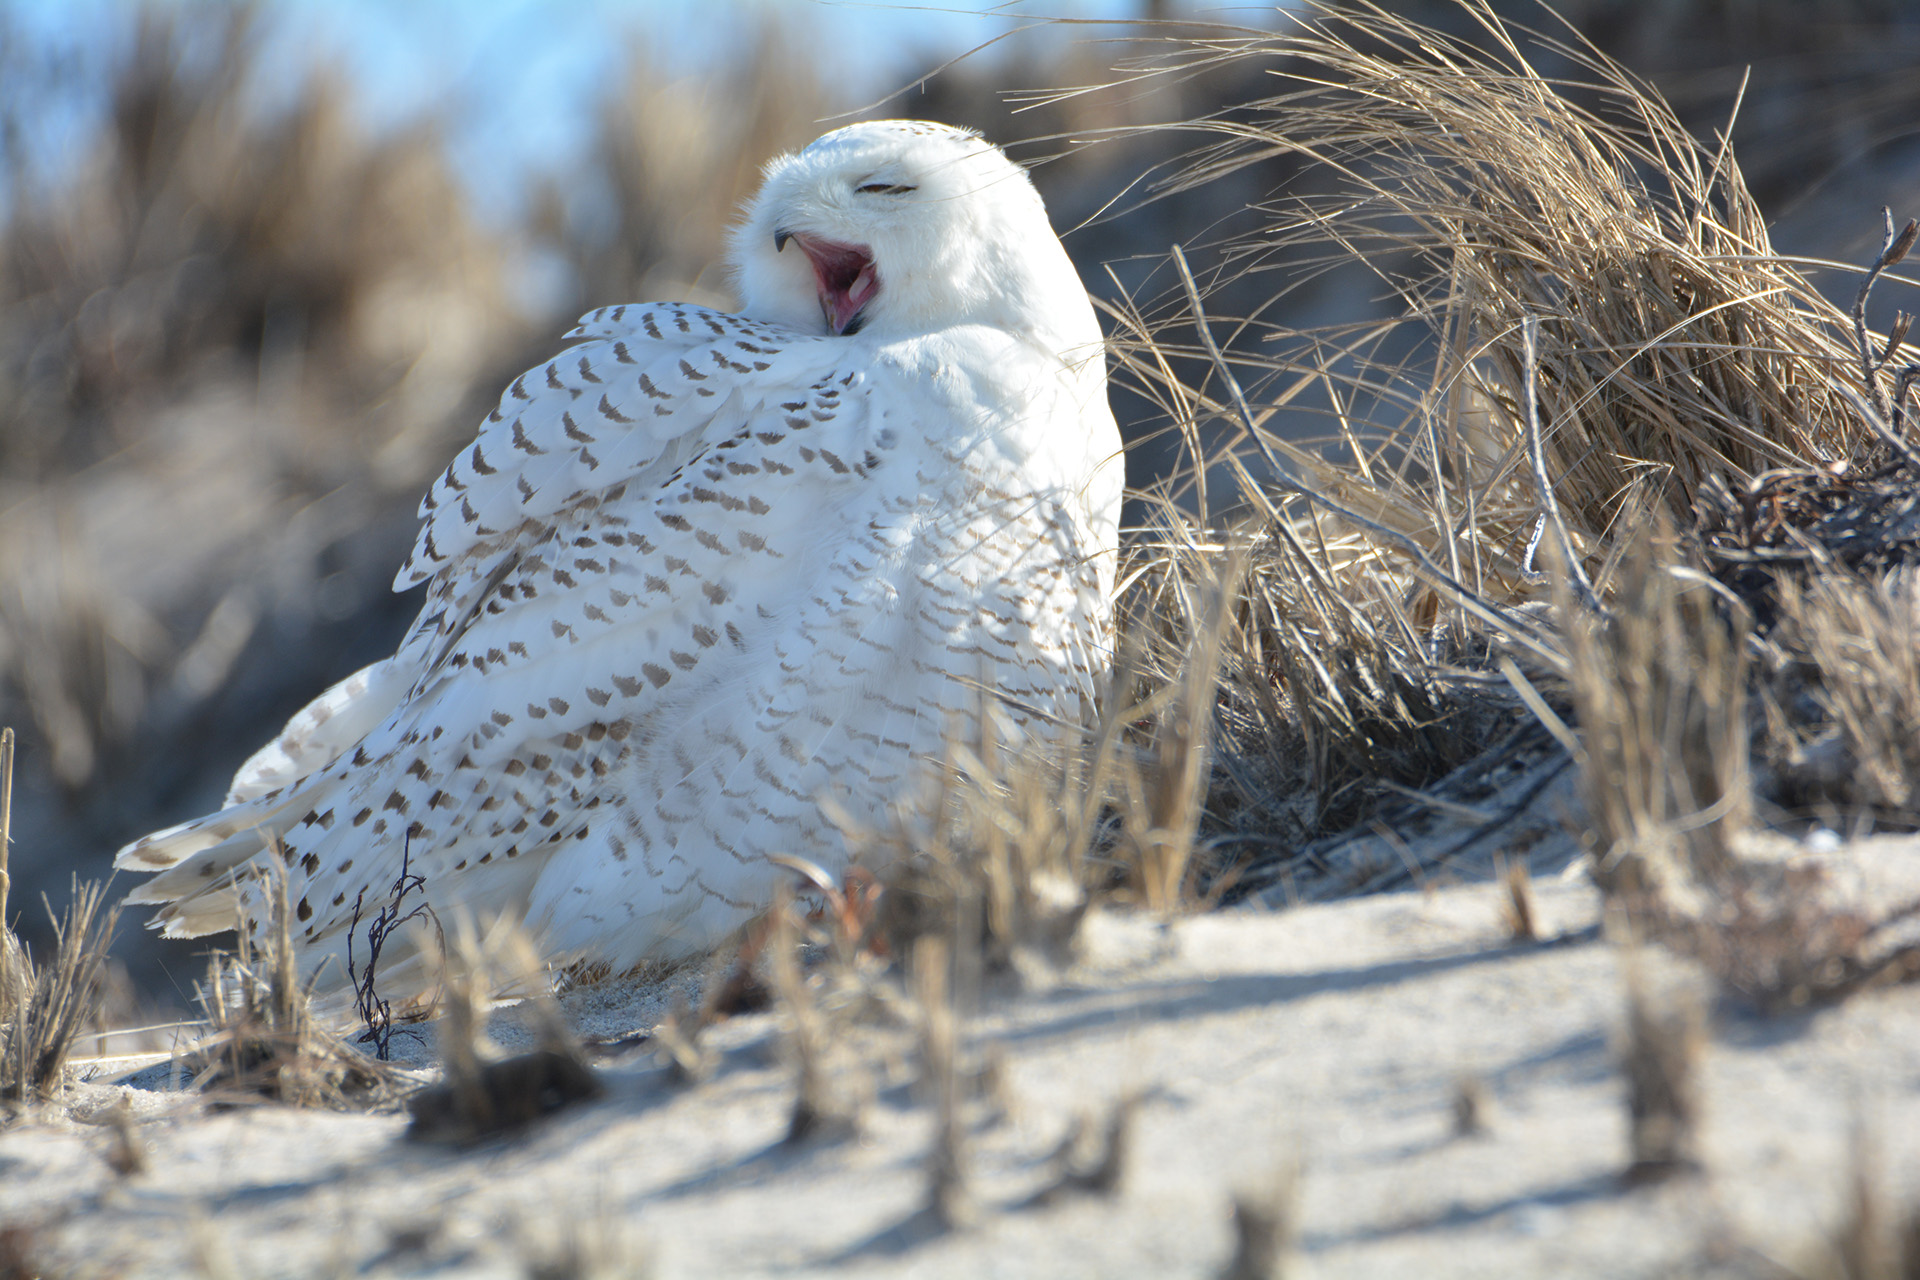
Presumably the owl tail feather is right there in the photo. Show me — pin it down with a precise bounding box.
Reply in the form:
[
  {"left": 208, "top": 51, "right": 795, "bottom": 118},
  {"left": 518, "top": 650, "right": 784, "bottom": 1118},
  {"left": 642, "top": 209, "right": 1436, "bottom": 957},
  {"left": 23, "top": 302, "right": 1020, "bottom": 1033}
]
[{"left": 115, "top": 654, "right": 413, "bottom": 929}]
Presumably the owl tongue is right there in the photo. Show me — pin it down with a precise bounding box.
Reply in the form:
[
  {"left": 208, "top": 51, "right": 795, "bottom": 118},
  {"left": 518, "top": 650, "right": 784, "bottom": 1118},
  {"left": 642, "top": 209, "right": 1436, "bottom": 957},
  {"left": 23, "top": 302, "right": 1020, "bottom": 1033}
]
[{"left": 792, "top": 234, "right": 879, "bottom": 335}]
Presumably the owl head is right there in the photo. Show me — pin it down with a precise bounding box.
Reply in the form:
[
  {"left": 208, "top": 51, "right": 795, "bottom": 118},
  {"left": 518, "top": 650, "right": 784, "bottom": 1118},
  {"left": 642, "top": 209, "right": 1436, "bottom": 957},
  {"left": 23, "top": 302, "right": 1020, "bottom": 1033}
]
[{"left": 730, "top": 120, "right": 1097, "bottom": 353}]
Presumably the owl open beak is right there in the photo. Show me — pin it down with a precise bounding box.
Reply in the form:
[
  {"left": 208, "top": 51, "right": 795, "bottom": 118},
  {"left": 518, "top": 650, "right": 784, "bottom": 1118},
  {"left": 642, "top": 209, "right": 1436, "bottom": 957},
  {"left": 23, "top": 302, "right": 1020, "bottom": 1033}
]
[{"left": 777, "top": 230, "right": 879, "bottom": 336}]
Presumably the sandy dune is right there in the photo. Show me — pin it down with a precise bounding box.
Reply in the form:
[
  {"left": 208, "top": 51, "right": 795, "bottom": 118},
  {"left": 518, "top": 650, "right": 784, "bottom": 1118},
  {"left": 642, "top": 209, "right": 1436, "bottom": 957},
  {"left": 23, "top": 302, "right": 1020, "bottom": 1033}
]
[{"left": 5, "top": 843, "right": 1918, "bottom": 1279}]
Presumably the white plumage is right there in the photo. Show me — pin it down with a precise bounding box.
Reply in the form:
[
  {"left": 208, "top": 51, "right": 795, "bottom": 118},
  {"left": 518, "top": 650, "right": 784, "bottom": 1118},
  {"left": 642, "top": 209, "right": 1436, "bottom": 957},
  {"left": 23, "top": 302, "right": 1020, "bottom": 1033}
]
[{"left": 116, "top": 120, "right": 1123, "bottom": 1001}]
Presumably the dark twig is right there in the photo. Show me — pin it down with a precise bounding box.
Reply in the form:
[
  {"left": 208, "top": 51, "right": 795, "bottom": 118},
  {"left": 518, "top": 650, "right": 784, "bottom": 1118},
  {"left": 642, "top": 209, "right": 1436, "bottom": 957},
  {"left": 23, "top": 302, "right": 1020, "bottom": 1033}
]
[
  {"left": 1851, "top": 207, "right": 1918, "bottom": 422},
  {"left": 346, "top": 838, "right": 439, "bottom": 1060},
  {"left": 1880, "top": 311, "right": 1913, "bottom": 368},
  {"left": 1893, "top": 362, "right": 1920, "bottom": 436}
]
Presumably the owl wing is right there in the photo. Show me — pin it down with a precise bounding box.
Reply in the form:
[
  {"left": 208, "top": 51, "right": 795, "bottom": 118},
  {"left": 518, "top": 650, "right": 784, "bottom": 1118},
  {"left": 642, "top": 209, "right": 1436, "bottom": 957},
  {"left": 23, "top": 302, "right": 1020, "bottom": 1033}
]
[{"left": 114, "top": 301, "right": 903, "bottom": 991}]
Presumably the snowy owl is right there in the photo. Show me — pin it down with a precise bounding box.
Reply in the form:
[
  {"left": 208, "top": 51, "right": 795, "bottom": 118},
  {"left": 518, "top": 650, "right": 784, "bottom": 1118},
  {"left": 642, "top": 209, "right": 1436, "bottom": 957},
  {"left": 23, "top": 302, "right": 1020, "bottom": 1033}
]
[{"left": 117, "top": 120, "right": 1123, "bottom": 1001}]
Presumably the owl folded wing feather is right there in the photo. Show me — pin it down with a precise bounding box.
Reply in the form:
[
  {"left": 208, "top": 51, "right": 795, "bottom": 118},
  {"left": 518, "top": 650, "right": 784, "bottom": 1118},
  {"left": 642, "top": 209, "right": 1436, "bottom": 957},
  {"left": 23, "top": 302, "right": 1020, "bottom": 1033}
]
[{"left": 113, "top": 303, "right": 891, "bottom": 997}]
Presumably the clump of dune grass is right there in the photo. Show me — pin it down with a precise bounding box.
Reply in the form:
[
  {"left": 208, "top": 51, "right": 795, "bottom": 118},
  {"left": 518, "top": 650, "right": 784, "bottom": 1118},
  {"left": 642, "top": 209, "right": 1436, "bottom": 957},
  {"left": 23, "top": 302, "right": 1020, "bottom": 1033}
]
[
  {"left": 1113, "top": 1, "right": 1877, "bottom": 526},
  {"left": 0, "top": 878, "right": 121, "bottom": 1108},
  {"left": 1077, "top": 0, "right": 1918, "bottom": 915},
  {"left": 186, "top": 860, "right": 398, "bottom": 1109},
  {"left": 0, "top": 727, "right": 126, "bottom": 1108},
  {"left": 1758, "top": 570, "right": 1920, "bottom": 821},
  {"left": 1497, "top": 856, "right": 1539, "bottom": 943},
  {"left": 857, "top": 713, "right": 1117, "bottom": 986}
]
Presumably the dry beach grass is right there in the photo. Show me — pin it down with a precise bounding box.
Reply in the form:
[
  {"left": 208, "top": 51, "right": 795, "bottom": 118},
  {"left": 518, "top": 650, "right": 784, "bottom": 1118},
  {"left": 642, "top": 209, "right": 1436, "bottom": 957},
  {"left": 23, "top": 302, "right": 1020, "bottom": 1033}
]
[{"left": 3, "top": 1, "right": 1920, "bottom": 1275}]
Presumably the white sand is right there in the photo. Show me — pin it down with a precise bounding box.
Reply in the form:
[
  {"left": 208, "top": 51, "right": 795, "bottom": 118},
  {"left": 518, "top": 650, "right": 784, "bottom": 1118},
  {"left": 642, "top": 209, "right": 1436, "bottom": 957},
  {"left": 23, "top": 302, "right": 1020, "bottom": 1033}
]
[{"left": 5, "top": 842, "right": 1919, "bottom": 1278}]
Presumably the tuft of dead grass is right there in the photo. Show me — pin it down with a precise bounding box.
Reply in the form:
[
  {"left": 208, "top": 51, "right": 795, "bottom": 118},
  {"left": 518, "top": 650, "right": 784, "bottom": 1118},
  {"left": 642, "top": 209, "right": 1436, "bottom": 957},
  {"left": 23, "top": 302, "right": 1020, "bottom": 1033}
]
[
  {"left": 857, "top": 714, "right": 1110, "bottom": 988},
  {"left": 1, "top": 722, "right": 121, "bottom": 1108},
  {"left": 1759, "top": 571, "right": 1920, "bottom": 820},
  {"left": 1561, "top": 519, "right": 1751, "bottom": 897},
  {"left": 1451, "top": 1075, "right": 1492, "bottom": 1139},
  {"left": 1121, "top": 0, "right": 1874, "bottom": 527},
  {"left": 404, "top": 914, "right": 602, "bottom": 1146},
  {"left": 185, "top": 859, "right": 397, "bottom": 1109},
  {"left": 0, "top": 877, "right": 120, "bottom": 1108},
  {"left": 1497, "top": 856, "right": 1539, "bottom": 943}
]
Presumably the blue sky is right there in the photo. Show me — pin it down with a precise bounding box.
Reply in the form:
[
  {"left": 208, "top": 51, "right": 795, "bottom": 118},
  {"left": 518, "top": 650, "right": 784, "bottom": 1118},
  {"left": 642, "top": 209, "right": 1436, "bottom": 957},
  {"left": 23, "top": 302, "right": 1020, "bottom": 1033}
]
[{"left": 8, "top": 0, "right": 1179, "bottom": 222}]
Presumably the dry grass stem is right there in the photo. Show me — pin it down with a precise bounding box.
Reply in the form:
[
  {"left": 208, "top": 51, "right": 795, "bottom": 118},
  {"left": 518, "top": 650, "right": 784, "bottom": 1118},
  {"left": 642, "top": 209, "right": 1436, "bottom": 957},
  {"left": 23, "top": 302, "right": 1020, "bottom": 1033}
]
[
  {"left": 1618, "top": 953, "right": 1704, "bottom": 1185},
  {"left": 1452, "top": 1075, "right": 1492, "bottom": 1139},
  {"left": 1218, "top": 1161, "right": 1301, "bottom": 1280},
  {"left": 404, "top": 914, "right": 602, "bottom": 1145},
  {"left": 1519, "top": 316, "right": 1603, "bottom": 618},
  {"left": 1850, "top": 209, "right": 1919, "bottom": 426},
  {"left": 0, "top": 727, "right": 12, "bottom": 928},
  {"left": 1563, "top": 521, "right": 1749, "bottom": 899},
  {"left": 915, "top": 935, "right": 973, "bottom": 1230},
  {"left": 1498, "top": 857, "right": 1538, "bottom": 944},
  {"left": 767, "top": 885, "right": 859, "bottom": 1145},
  {"left": 1022, "top": 1091, "right": 1143, "bottom": 1209}
]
